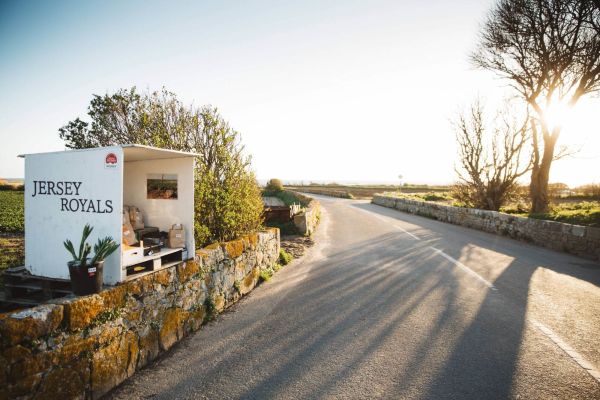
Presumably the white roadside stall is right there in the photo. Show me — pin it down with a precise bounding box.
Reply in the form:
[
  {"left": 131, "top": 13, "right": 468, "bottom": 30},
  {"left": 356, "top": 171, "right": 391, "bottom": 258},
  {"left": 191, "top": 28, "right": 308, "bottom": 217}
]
[{"left": 19, "top": 144, "right": 197, "bottom": 285}]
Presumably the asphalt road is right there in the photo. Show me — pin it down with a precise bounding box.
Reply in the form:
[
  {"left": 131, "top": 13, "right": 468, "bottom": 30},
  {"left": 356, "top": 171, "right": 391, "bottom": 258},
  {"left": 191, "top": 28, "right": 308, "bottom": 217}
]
[{"left": 109, "top": 196, "right": 600, "bottom": 399}]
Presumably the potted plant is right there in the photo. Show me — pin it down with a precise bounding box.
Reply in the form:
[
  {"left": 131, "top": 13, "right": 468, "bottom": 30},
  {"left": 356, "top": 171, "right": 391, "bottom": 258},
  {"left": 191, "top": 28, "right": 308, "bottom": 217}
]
[{"left": 64, "top": 224, "right": 119, "bottom": 295}]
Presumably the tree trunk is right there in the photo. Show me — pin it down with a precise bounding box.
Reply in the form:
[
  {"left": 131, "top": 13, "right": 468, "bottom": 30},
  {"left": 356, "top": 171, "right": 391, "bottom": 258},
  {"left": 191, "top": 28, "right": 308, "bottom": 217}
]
[{"left": 529, "top": 135, "right": 557, "bottom": 213}]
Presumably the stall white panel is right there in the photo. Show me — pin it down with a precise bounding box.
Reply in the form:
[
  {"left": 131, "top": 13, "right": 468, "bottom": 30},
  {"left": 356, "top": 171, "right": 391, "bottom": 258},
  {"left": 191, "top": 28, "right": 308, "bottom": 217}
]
[
  {"left": 123, "top": 157, "right": 195, "bottom": 256},
  {"left": 24, "top": 147, "right": 123, "bottom": 283}
]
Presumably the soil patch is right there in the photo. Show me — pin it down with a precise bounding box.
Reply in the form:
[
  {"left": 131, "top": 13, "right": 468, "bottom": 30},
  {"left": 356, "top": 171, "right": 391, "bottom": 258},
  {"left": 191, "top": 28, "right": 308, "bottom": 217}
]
[{"left": 280, "top": 235, "right": 314, "bottom": 259}]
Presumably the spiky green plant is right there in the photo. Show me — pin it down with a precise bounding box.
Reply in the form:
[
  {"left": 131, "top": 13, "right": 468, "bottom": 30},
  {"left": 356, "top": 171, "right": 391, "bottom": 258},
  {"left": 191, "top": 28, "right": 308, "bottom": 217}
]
[
  {"left": 64, "top": 224, "right": 119, "bottom": 267},
  {"left": 90, "top": 236, "right": 119, "bottom": 265},
  {"left": 63, "top": 224, "right": 93, "bottom": 264}
]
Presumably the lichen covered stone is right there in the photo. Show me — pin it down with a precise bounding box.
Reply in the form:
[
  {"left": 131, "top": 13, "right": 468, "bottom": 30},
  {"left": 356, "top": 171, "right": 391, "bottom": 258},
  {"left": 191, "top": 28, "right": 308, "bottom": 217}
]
[
  {"left": 100, "top": 284, "right": 128, "bottom": 310},
  {"left": 137, "top": 325, "right": 159, "bottom": 369},
  {"left": 0, "top": 228, "right": 282, "bottom": 399},
  {"left": 240, "top": 267, "right": 260, "bottom": 295},
  {"left": 0, "top": 304, "right": 63, "bottom": 346},
  {"left": 154, "top": 268, "right": 176, "bottom": 286},
  {"left": 35, "top": 358, "right": 89, "bottom": 400},
  {"left": 65, "top": 294, "right": 104, "bottom": 331},
  {"left": 159, "top": 308, "right": 188, "bottom": 351},
  {"left": 91, "top": 330, "right": 139, "bottom": 399},
  {"left": 126, "top": 274, "right": 154, "bottom": 296},
  {"left": 177, "top": 260, "right": 200, "bottom": 283},
  {"left": 213, "top": 294, "right": 226, "bottom": 312},
  {"left": 223, "top": 239, "right": 244, "bottom": 259}
]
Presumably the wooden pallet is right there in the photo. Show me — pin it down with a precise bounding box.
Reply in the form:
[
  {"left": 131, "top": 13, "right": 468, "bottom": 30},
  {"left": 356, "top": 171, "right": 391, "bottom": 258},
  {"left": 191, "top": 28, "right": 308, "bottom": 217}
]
[{"left": 1, "top": 266, "right": 73, "bottom": 310}]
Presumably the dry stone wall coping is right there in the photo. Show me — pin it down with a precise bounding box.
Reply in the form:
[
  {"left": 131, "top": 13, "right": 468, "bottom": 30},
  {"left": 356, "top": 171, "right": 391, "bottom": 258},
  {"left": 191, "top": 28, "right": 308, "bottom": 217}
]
[{"left": 289, "top": 191, "right": 321, "bottom": 235}]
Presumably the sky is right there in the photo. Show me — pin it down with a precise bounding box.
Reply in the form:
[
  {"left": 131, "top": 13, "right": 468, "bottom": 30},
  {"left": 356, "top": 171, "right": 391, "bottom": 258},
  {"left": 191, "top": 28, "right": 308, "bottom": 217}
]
[{"left": 0, "top": 0, "right": 598, "bottom": 186}]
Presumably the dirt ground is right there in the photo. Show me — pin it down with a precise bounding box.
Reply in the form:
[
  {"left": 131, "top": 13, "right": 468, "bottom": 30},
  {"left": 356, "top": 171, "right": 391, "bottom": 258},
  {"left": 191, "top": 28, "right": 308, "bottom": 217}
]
[
  {"left": 0, "top": 234, "right": 24, "bottom": 286},
  {"left": 0, "top": 234, "right": 24, "bottom": 269},
  {"left": 280, "top": 235, "right": 315, "bottom": 259}
]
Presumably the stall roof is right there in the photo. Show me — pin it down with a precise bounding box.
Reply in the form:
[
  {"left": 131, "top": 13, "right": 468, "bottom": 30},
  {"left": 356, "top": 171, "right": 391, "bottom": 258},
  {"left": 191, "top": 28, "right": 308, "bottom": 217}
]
[{"left": 19, "top": 144, "right": 199, "bottom": 160}]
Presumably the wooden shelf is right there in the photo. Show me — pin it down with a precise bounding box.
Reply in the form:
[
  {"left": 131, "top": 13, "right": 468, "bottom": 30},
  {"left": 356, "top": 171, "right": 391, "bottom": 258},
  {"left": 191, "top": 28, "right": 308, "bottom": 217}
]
[
  {"left": 160, "top": 260, "right": 183, "bottom": 269},
  {"left": 122, "top": 247, "right": 182, "bottom": 268},
  {"left": 122, "top": 247, "right": 184, "bottom": 281},
  {"left": 1, "top": 271, "right": 73, "bottom": 311}
]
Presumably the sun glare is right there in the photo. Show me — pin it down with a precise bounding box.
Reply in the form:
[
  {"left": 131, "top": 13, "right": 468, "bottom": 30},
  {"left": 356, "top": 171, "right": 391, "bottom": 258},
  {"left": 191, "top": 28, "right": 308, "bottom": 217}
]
[
  {"left": 541, "top": 98, "right": 573, "bottom": 131},
  {"left": 542, "top": 98, "right": 598, "bottom": 186}
]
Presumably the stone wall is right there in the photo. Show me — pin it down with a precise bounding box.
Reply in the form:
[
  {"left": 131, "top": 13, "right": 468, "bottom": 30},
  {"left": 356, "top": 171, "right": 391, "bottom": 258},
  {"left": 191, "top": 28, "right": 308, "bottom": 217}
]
[
  {"left": 291, "top": 192, "right": 321, "bottom": 236},
  {"left": 373, "top": 195, "right": 600, "bottom": 261},
  {"left": 0, "top": 229, "right": 280, "bottom": 400}
]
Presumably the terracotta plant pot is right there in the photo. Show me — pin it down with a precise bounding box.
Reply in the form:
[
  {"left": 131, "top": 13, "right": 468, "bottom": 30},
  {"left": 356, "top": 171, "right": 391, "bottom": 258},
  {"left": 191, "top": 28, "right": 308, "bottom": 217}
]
[{"left": 68, "top": 260, "right": 104, "bottom": 295}]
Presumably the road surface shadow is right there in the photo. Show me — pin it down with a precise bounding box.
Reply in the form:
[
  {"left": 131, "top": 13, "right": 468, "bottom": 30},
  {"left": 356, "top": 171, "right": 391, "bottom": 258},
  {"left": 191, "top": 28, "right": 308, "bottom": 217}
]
[
  {"left": 109, "top": 204, "right": 600, "bottom": 399},
  {"left": 351, "top": 202, "right": 600, "bottom": 288}
]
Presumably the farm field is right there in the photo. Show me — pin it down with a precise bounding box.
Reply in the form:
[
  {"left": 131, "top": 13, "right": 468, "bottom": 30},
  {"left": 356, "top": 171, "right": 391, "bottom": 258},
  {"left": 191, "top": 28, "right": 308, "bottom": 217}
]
[
  {"left": 286, "top": 184, "right": 600, "bottom": 227},
  {"left": 0, "top": 191, "right": 25, "bottom": 280},
  {"left": 286, "top": 184, "right": 449, "bottom": 200},
  {"left": 0, "top": 236, "right": 24, "bottom": 270},
  {"left": 0, "top": 191, "right": 24, "bottom": 233}
]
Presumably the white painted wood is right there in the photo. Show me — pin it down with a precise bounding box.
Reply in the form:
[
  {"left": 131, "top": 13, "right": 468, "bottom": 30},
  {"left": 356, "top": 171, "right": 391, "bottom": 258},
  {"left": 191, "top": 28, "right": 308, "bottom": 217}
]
[
  {"left": 123, "top": 156, "right": 195, "bottom": 270},
  {"left": 122, "top": 247, "right": 144, "bottom": 266},
  {"left": 22, "top": 144, "right": 197, "bottom": 285},
  {"left": 24, "top": 146, "right": 123, "bottom": 283}
]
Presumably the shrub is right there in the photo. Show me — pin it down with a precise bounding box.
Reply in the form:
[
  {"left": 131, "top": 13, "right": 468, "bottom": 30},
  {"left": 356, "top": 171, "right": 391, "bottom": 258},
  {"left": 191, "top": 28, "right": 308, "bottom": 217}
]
[
  {"left": 576, "top": 184, "right": 600, "bottom": 198},
  {"left": 204, "top": 297, "right": 217, "bottom": 321},
  {"left": 58, "top": 87, "right": 264, "bottom": 246},
  {"left": 266, "top": 178, "right": 284, "bottom": 192},
  {"left": 259, "top": 269, "right": 273, "bottom": 282},
  {"left": 452, "top": 100, "right": 531, "bottom": 211},
  {"left": 502, "top": 201, "right": 600, "bottom": 227},
  {"left": 500, "top": 202, "right": 529, "bottom": 214},
  {"left": 195, "top": 153, "right": 264, "bottom": 245},
  {"left": 386, "top": 192, "right": 453, "bottom": 203},
  {"left": 279, "top": 249, "right": 292, "bottom": 266},
  {"left": 421, "top": 192, "right": 453, "bottom": 202},
  {"left": 528, "top": 208, "right": 600, "bottom": 227}
]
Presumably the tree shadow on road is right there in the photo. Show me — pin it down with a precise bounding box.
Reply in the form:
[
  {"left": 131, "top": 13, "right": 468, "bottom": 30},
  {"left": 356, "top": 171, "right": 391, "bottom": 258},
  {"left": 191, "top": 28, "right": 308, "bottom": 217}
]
[
  {"left": 348, "top": 202, "right": 600, "bottom": 398},
  {"left": 111, "top": 202, "right": 600, "bottom": 399},
  {"left": 351, "top": 202, "right": 600, "bottom": 287}
]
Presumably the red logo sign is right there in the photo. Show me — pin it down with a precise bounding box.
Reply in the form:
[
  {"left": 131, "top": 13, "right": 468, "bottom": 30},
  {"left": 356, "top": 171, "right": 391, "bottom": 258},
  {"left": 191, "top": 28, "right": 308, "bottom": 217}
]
[{"left": 105, "top": 153, "right": 118, "bottom": 164}]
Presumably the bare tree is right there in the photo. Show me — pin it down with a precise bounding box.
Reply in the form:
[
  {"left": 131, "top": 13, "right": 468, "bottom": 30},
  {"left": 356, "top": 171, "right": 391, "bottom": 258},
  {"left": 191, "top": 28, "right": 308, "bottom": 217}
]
[
  {"left": 472, "top": 0, "right": 600, "bottom": 212},
  {"left": 454, "top": 101, "right": 533, "bottom": 211}
]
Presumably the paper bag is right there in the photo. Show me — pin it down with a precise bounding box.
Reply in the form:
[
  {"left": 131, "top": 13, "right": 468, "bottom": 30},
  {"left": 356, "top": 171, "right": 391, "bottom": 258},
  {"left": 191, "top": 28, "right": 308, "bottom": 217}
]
[
  {"left": 168, "top": 224, "right": 185, "bottom": 248},
  {"left": 122, "top": 223, "right": 137, "bottom": 246},
  {"left": 122, "top": 207, "right": 130, "bottom": 225},
  {"left": 129, "top": 206, "right": 145, "bottom": 230}
]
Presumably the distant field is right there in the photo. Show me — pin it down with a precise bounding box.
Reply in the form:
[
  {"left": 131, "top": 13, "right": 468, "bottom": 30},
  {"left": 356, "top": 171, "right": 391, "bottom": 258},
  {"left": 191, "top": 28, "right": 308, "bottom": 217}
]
[
  {"left": 262, "top": 189, "right": 310, "bottom": 207},
  {"left": 0, "top": 178, "right": 24, "bottom": 191},
  {"left": 0, "top": 191, "right": 24, "bottom": 233},
  {"left": 0, "top": 236, "right": 24, "bottom": 269},
  {"left": 286, "top": 184, "right": 449, "bottom": 200},
  {"left": 0, "top": 190, "right": 25, "bottom": 278}
]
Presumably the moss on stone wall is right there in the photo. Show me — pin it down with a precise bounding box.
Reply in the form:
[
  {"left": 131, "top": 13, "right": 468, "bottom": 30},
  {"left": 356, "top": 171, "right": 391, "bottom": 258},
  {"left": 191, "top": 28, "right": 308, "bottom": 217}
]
[
  {"left": 223, "top": 239, "right": 244, "bottom": 259},
  {"left": 0, "top": 228, "right": 280, "bottom": 400}
]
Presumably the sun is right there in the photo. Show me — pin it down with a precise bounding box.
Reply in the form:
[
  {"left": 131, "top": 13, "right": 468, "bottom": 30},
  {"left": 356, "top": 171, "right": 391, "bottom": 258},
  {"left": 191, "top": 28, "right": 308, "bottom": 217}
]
[{"left": 541, "top": 98, "right": 573, "bottom": 132}]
